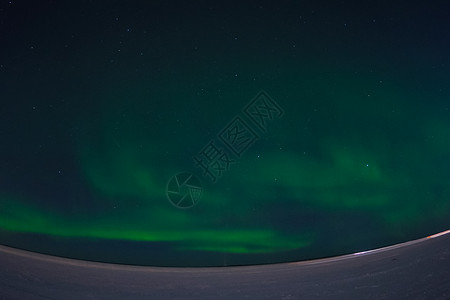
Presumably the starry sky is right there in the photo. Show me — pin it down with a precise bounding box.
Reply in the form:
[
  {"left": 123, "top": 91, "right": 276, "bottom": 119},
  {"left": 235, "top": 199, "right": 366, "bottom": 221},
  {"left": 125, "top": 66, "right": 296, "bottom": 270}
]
[{"left": 0, "top": 1, "right": 449, "bottom": 266}]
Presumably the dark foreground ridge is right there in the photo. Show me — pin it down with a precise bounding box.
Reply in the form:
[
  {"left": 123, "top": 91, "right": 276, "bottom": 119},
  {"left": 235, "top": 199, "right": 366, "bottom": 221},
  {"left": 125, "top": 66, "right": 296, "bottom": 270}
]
[{"left": 1, "top": 230, "right": 449, "bottom": 299}]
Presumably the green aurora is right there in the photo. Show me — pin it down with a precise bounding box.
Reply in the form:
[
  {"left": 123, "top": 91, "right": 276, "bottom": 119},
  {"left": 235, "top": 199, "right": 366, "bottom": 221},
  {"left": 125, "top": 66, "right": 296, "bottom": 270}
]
[
  {"left": 1, "top": 1, "right": 449, "bottom": 266},
  {"left": 1, "top": 68, "right": 449, "bottom": 262}
]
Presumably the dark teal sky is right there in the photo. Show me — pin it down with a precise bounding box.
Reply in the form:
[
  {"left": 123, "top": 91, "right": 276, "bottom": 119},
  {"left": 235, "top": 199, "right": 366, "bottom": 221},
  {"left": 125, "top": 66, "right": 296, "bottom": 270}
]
[{"left": 1, "top": 1, "right": 449, "bottom": 266}]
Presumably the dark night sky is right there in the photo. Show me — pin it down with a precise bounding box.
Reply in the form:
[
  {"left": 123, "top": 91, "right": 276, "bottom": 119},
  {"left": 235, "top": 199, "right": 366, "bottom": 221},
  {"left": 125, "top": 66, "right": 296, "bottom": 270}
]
[{"left": 1, "top": 0, "right": 449, "bottom": 266}]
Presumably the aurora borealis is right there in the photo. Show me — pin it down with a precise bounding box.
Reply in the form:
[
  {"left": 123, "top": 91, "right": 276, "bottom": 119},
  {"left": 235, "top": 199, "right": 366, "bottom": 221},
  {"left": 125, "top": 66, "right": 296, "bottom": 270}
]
[{"left": 1, "top": 1, "right": 449, "bottom": 266}]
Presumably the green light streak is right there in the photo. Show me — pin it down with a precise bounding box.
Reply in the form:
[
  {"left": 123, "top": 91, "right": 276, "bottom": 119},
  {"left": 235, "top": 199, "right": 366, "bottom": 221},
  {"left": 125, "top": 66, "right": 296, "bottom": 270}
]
[{"left": 0, "top": 194, "right": 311, "bottom": 254}]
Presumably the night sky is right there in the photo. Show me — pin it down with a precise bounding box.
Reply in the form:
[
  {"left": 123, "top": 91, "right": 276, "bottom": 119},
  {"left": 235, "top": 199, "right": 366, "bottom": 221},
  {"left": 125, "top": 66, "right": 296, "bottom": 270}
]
[{"left": 1, "top": 1, "right": 449, "bottom": 266}]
